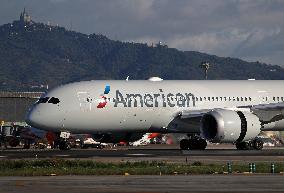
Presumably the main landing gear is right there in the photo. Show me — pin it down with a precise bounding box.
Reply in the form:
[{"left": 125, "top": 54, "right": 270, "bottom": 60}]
[
  {"left": 235, "top": 138, "right": 264, "bottom": 150},
  {"left": 180, "top": 135, "right": 207, "bottom": 150}
]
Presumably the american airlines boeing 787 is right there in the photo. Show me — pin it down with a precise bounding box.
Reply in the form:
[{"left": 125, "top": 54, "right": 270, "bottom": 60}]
[{"left": 26, "top": 79, "right": 284, "bottom": 150}]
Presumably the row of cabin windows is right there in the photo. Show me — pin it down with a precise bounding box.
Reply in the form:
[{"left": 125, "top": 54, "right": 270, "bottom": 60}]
[
  {"left": 193, "top": 96, "right": 284, "bottom": 102},
  {"left": 124, "top": 96, "right": 284, "bottom": 103},
  {"left": 194, "top": 97, "right": 252, "bottom": 102},
  {"left": 272, "top": 97, "right": 284, "bottom": 102}
]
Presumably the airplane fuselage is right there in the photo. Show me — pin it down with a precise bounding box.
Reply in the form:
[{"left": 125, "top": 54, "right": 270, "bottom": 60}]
[{"left": 27, "top": 80, "right": 284, "bottom": 134}]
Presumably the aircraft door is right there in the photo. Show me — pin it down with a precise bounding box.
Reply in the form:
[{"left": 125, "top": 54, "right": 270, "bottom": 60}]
[
  {"left": 258, "top": 91, "right": 269, "bottom": 104},
  {"left": 77, "top": 92, "right": 91, "bottom": 112}
]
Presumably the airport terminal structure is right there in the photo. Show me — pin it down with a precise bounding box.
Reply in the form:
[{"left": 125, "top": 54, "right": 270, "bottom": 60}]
[{"left": 0, "top": 91, "right": 43, "bottom": 124}]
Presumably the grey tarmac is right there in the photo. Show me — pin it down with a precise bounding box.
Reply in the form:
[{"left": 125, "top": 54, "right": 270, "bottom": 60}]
[
  {"left": 0, "top": 175, "right": 284, "bottom": 193},
  {"left": 1, "top": 145, "right": 284, "bottom": 163}
]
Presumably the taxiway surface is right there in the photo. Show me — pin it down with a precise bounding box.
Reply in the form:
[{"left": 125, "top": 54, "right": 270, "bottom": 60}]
[
  {"left": 1, "top": 145, "right": 284, "bottom": 193},
  {"left": 1, "top": 145, "right": 284, "bottom": 163},
  {"left": 1, "top": 175, "right": 284, "bottom": 193}
]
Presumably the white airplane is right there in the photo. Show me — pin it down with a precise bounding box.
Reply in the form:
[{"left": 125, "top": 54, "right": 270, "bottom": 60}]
[{"left": 26, "top": 79, "right": 284, "bottom": 150}]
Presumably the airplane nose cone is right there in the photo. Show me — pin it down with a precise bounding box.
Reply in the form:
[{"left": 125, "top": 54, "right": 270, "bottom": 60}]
[
  {"left": 26, "top": 106, "right": 43, "bottom": 129},
  {"left": 26, "top": 104, "right": 63, "bottom": 130}
]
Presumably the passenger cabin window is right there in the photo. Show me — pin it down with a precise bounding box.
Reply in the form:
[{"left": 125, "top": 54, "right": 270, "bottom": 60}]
[
  {"left": 37, "top": 97, "right": 49, "bottom": 104},
  {"left": 48, "top": 97, "right": 60, "bottom": 104}
]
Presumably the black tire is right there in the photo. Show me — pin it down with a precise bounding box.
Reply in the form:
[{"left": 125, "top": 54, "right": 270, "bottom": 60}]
[
  {"left": 9, "top": 138, "right": 20, "bottom": 147},
  {"left": 59, "top": 141, "right": 71, "bottom": 150},
  {"left": 243, "top": 142, "right": 250, "bottom": 150},
  {"left": 198, "top": 138, "right": 207, "bottom": 150},
  {"left": 23, "top": 143, "right": 30, "bottom": 149},
  {"left": 180, "top": 139, "right": 189, "bottom": 150},
  {"left": 236, "top": 141, "right": 250, "bottom": 150},
  {"left": 235, "top": 142, "right": 242, "bottom": 150},
  {"left": 188, "top": 139, "right": 195, "bottom": 150},
  {"left": 253, "top": 139, "right": 264, "bottom": 150}
]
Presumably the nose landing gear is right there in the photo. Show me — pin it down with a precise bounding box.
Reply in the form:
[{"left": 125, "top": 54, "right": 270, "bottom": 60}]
[
  {"left": 58, "top": 131, "right": 71, "bottom": 150},
  {"left": 59, "top": 139, "right": 71, "bottom": 150}
]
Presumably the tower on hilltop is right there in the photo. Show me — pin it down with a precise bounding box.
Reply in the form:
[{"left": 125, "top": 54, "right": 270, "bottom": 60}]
[{"left": 20, "top": 8, "right": 32, "bottom": 24}]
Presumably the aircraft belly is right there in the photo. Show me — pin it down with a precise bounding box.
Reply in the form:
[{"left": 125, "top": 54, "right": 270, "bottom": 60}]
[{"left": 63, "top": 106, "right": 155, "bottom": 132}]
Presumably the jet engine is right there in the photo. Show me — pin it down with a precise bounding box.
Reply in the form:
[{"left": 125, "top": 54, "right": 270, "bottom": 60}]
[{"left": 201, "top": 109, "right": 261, "bottom": 143}]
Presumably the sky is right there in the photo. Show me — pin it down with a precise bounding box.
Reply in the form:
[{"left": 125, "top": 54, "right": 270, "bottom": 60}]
[{"left": 1, "top": 0, "right": 284, "bottom": 66}]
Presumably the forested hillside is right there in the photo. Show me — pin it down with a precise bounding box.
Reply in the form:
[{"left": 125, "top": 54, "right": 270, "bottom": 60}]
[{"left": 0, "top": 19, "right": 283, "bottom": 91}]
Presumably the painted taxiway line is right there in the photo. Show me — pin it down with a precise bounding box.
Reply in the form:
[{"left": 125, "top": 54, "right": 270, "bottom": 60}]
[{"left": 54, "top": 154, "right": 70, "bottom": 157}]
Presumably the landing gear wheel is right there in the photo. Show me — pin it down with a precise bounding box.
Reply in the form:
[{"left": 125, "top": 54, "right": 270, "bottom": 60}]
[
  {"left": 197, "top": 138, "right": 207, "bottom": 150},
  {"left": 59, "top": 141, "right": 71, "bottom": 150},
  {"left": 189, "top": 137, "right": 207, "bottom": 150},
  {"left": 180, "top": 139, "right": 189, "bottom": 150},
  {"left": 235, "top": 141, "right": 250, "bottom": 150},
  {"left": 253, "top": 139, "right": 263, "bottom": 150},
  {"left": 23, "top": 143, "right": 30, "bottom": 149},
  {"left": 23, "top": 140, "right": 31, "bottom": 149},
  {"left": 235, "top": 142, "right": 241, "bottom": 150},
  {"left": 180, "top": 137, "right": 207, "bottom": 150}
]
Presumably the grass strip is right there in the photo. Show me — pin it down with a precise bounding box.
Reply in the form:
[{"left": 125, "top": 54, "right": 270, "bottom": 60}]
[{"left": 0, "top": 160, "right": 283, "bottom": 176}]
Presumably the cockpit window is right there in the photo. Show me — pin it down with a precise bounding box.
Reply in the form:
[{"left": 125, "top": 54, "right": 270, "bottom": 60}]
[
  {"left": 37, "top": 97, "right": 49, "bottom": 104},
  {"left": 48, "top": 97, "right": 60, "bottom": 104}
]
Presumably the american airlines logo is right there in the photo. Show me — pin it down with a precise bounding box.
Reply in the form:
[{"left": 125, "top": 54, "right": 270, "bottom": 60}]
[
  {"left": 97, "top": 85, "right": 196, "bottom": 108},
  {"left": 114, "top": 89, "right": 196, "bottom": 108},
  {"left": 97, "top": 85, "right": 111, "bottom": 108}
]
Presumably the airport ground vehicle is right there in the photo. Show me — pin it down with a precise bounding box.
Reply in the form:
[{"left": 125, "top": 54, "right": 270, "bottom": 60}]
[{"left": 0, "top": 124, "right": 39, "bottom": 149}]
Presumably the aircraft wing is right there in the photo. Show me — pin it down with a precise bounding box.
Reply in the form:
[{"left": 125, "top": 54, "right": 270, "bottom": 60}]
[
  {"left": 179, "top": 109, "right": 211, "bottom": 119},
  {"left": 179, "top": 103, "right": 284, "bottom": 123},
  {"left": 252, "top": 103, "right": 284, "bottom": 110},
  {"left": 251, "top": 103, "right": 284, "bottom": 123}
]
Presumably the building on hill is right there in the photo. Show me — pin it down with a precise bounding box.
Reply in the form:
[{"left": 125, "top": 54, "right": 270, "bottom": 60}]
[{"left": 20, "top": 8, "right": 32, "bottom": 24}]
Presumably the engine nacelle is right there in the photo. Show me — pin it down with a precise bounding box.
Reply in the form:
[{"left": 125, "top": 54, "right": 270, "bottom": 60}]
[{"left": 201, "top": 109, "right": 261, "bottom": 143}]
